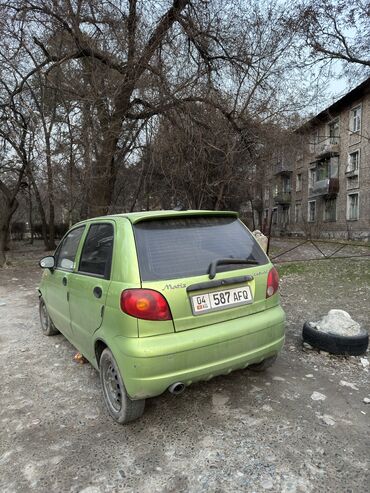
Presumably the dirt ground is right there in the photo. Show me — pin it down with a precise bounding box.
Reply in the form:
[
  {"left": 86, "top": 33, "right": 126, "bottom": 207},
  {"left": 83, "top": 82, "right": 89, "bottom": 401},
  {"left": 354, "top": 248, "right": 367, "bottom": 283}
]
[{"left": 0, "top": 239, "right": 369, "bottom": 493}]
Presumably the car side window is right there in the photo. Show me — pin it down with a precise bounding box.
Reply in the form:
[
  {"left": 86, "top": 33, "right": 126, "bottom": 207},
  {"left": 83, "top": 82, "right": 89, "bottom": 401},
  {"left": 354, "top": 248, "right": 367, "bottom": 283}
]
[
  {"left": 78, "top": 223, "right": 114, "bottom": 279},
  {"left": 55, "top": 227, "right": 85, "bottom": 271}
]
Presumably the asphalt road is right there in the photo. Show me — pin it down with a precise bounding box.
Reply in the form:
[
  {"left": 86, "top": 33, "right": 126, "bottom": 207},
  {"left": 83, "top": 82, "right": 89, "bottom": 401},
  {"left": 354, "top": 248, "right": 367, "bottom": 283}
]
[{"left": 0, "top": 248, "right": 369, "bottom": 493}]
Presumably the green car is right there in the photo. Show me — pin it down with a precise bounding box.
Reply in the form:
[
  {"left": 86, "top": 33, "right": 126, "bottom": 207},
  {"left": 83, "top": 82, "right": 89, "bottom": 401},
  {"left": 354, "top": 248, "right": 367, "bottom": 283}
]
[{"left": 38, "top": 210, "right": 285, "bottom": 424}]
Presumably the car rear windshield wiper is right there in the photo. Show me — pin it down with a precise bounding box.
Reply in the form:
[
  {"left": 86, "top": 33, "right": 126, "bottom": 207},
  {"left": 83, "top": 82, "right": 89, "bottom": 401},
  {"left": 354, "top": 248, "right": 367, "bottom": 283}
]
[{"left": 208, "top": 258, "right": 259, "bottom": 279}]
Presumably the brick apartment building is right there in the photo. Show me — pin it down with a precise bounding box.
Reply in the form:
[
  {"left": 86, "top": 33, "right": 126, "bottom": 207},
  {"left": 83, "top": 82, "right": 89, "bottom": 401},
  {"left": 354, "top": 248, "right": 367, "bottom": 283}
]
[{"left": 264, "top": 77, "right": 370, "bottom": 241}]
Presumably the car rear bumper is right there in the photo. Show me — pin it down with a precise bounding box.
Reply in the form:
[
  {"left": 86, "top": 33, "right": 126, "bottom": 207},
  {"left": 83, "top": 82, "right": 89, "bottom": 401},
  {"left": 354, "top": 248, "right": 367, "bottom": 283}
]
[{"left": 113, "top": 305, "right": 285, "bottom": 399}]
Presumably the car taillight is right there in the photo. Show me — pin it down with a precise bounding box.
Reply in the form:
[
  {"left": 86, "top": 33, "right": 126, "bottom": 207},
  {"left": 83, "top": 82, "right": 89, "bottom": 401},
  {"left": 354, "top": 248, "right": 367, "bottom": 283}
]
[
  {"left": 120, "top": 289, "right": 172, "bottom": 321},
  {"left": 266, "top": 267, "right": 279, "bottom": 298}
]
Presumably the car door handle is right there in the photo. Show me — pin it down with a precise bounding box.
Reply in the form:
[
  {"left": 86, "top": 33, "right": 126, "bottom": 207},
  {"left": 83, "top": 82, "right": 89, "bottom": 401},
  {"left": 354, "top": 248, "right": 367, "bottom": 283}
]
[
  {"left": 62, "top": 277, "right": 67, "bottom": 286},
  {"left": 93, "top": 286, "right": 103, "bottom": 299}
]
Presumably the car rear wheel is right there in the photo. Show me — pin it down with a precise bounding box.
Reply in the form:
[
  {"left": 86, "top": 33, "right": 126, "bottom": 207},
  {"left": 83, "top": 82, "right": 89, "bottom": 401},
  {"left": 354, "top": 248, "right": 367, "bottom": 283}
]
[
  {"left": 39, "top": 298, "right": 59, "bottom": 336},
  {"left": 100, "top": 348, "right": 145, "bottom": 424},
  {"left": 248, "top": 355, "right": 277, "bottom": 372}
]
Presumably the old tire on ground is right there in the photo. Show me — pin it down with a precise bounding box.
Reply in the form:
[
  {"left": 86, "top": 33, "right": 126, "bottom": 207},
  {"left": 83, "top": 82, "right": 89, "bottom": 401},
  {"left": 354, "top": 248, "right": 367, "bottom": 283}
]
[
  {"left": 39, "top": 297, "right": 59, "bottom": 336},
  {"left": 248, "top": 355, "right": 277, "bottom": 372},
  {"left": 302, "top": 321, "right": 369, "bottom": 356},
  {"left": 100, "top": 348, "right": 145, "bottom": 424}
]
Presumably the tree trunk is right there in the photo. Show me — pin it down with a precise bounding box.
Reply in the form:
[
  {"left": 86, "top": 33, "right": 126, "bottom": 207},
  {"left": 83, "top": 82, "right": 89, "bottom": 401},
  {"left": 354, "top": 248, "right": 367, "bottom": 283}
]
[
  {"left": 48, "top": 200, "right": 55, "bottom": 249},
  {"left": 27, "top": 180, "right": 34, "bottom": 244},
  {"left": 0, "top": 228, "right": 7, "bottom": 266},
  {"left": 45, "top": 135, "right": 56, "bottom": 249},
  {"left": 84, "top": 0, "right": 191, "bottom": 216},
  {"left": 129, "top": 159, "right": 147, "bottom": 212},
  {"left": 88, "top": 113, "right": 122, "bottom": 217},
  {"left": 68, "top": 139, "right": 74, "bottom": 228},
  {"left": 0, "top": 199, "right": 18, "bottom": 267},
  {"left": 28, "top": 169, "right": 49, "bottom": 250},
  {"left": 214, "top": 183, "right": 226, "bottom": 210}
]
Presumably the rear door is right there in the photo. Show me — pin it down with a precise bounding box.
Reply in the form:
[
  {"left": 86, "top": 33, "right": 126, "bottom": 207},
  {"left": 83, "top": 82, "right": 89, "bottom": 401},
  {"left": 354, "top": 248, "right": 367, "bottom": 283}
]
[
  {"left": 134, "top": 215, "right": 271, "bottom": 332},
  {"left": 68, "top": 222, "right": 114, "bottom": 360}
]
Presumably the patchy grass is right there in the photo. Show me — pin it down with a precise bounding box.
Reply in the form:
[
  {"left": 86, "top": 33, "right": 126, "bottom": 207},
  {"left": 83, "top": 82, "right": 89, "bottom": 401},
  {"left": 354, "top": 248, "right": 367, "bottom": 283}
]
[
  {"left": 276, "top": 257, "right": 370, "bottom": 283},
  {"left": 278, "top": 257, "right": 370, "bottom": 345},
  {"left": 276, "top": 262, "right": 310, "bottom": 277}
]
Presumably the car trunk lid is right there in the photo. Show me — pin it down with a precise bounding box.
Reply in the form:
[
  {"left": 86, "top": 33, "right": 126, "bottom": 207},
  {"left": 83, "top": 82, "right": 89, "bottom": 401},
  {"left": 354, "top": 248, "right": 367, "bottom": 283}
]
[
  {"left": 141, "top": 265, "right": 271, "bottom": 331},
  {"left": 133, "top": 214, "right": 270, "bottom": 332}
]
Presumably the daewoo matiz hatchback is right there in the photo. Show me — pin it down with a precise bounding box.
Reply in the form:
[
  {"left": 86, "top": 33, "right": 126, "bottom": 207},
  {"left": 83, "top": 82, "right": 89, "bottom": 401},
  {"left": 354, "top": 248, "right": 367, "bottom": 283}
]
[{"left": 39, "top": 210, "right": 285, "bottom": 423}]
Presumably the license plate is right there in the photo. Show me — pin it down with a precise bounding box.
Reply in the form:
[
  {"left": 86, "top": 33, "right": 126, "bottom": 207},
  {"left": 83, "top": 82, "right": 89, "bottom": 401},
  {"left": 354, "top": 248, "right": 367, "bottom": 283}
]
[{"left": 191, "top": 286, "right": 253, "bottom": 315}]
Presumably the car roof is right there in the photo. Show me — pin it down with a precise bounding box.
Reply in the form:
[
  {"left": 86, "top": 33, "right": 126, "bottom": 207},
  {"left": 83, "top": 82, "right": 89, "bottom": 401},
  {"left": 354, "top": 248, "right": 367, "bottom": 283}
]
[{"left": 76, "top": 210, "right": 238, "bottom": 226}]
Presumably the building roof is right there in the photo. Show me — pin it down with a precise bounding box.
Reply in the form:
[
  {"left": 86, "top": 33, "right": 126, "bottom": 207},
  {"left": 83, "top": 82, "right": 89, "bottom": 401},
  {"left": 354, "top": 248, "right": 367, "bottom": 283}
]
[{"left": 298, "top": 76, "right": 370, "bottom": 131}]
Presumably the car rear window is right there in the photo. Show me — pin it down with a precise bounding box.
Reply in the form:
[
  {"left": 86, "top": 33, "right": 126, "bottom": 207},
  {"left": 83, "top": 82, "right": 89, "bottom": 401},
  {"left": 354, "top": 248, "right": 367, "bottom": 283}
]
[{"left": 134, "top": 216, "right": 268, "bottom": 281}]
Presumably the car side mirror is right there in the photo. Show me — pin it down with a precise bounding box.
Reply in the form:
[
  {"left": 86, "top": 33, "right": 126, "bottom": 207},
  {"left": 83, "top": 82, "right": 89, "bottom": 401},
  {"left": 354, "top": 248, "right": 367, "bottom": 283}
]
[{"left": 39, "top": 256, "right": 55, "bottom": 270}]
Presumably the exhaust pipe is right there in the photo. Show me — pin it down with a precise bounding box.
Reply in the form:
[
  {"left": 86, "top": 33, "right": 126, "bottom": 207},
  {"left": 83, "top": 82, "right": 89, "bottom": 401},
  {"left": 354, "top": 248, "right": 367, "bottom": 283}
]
[{"left": 168, "top": 382, "right": 185, "bottom": 395}]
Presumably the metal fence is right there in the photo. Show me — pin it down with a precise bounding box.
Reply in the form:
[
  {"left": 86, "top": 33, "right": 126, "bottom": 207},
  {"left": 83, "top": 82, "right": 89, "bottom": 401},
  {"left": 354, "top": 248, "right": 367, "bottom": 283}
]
[{"left": 269, "top": 237, "right": 370, "bottom": 264}]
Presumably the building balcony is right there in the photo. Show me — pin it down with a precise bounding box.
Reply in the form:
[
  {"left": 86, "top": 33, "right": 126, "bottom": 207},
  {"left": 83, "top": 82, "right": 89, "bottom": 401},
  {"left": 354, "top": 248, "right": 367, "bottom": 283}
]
[
  {"left": 314, "top": 138, "right": 340, "bottom": 158},
  {"left": 310, "top": 177, "right": 339, "bottom": 197},
  {"left": 273, "top": 191, "right": 291, "bottom": 205},
  {"left": 274, "top": 162, "right": 293, "bottom": 175}
]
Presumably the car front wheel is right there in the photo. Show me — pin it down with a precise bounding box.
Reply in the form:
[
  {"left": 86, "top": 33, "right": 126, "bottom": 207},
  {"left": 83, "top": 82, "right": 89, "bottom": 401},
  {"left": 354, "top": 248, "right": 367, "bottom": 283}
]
[
  {"left": 100, "top": 348, "right": 145, "bottom": 424},
  {"left": 39, "top": 297, "right": 59, "bottom": 336}
]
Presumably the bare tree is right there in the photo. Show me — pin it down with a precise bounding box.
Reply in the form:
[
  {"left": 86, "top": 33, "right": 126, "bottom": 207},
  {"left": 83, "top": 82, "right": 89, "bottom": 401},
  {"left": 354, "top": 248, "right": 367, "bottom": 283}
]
[
  {"left": 0, "top": 0, "right": 341, "bottom": 267},
  {"left": 0, "top": 102, "right": 31, "bottom": 265},
  {"left": 292, "top": 0, "right": 370, "bottom": 78},
  {"left": 129, "top": 100, "right": 260, "bottom": 212},
  {"left": 2, "top": 0, "right": 307, "bottom": 216}
]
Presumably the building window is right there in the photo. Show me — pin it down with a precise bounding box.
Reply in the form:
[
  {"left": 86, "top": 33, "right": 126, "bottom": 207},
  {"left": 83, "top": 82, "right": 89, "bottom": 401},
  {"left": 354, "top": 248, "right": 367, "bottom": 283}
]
[
  {"left": 328, "top": 119, "right": 339, "bottom": 144},
  {"left": 330, "top": 156, "right": 339, "bottom": 178},
  {"left": 308, "top": 168, "right": 316, "bottom": 191},
  {"left": 262, "top": 209, "right": 269, "bottom": 233},
  {"left": 280, "top": 206, "right": 290, "bottom": 229},
  {"left": 310, "top": 129, "right": 319, "bottom": 152},
  {"left": 324, "top": 198, "right": 337, "bottom": 222},
  {"left": 282, "top": 176, "right": 291, "bottom": 193},
  {"left": 347, "top": 150, "right": 360, "bottom": 173},
  {"left": 347, "top": 193, "right": 359, "bottom": 220},
  {"left": 316, "top": 160, "right": 329, "bottom": 181},
  {"left": 296, "top": 173, "right": 302, "bottom": 192},
  {"left": 272, "top": 207, "right": 278, "bottom": 225},
  {"left": 347, "top": 175, "right": 359, "bottom": 190},
  {"left": 308, "top": 200, "right": 316, "bottom": 222},
  {"left": 295, "top": 203, "right": 301, "bottom": 223},
  {"left": 350, "top": 106, "right": 361, "bottom": 133}
]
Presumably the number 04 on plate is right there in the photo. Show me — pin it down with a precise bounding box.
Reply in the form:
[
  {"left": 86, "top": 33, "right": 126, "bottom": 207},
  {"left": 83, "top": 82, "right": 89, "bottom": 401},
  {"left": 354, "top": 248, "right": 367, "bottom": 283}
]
[{"left": 191, "top": 286, "right": 253, "bottom": 315}]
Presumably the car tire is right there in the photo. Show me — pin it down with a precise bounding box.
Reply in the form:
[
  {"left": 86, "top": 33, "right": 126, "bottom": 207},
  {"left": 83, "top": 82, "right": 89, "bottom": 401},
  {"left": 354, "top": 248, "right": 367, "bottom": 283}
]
[
  {"left": 302, "top": 321, "right": 369, "bottom": 356},
  {"left": 248, "top": 355, "right": 277, "bottom": 372},
  {"left": 39, "top": 297, "right": 59, "bottom": 336},
  {"left": 100, "top": 348, "right": 145, "bottom": 424}
]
